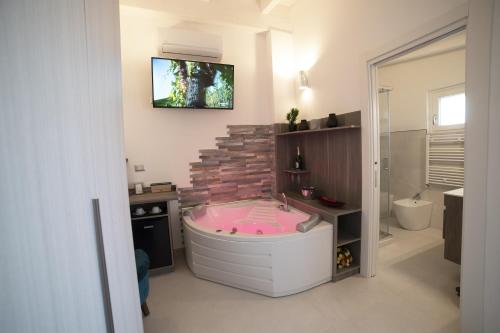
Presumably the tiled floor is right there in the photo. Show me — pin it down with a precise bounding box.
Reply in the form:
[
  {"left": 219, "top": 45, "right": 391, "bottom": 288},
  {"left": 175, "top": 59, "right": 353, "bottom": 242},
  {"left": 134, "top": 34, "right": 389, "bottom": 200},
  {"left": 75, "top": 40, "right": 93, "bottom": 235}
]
[{"left": 144, "top": 226, "right": 460, "bottom": 333}]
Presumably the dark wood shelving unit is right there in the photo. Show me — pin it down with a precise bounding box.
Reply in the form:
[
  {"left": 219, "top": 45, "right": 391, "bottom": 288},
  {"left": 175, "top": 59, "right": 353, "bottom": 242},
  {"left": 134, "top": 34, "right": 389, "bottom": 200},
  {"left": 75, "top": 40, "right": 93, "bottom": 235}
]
[
  {"left": 276, "top": 125, "right": 360, "bottom": 137},
  {"left": 275, "top": 111, "right": 362, "bottom": 282}
]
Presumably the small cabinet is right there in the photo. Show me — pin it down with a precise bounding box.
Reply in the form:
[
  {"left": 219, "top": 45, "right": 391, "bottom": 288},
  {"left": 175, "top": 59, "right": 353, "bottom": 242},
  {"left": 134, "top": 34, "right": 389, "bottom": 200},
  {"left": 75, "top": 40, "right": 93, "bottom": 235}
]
[
  {"left": 443, "top": 194, "right": 463, "bottom": 265},
  {"left": 130, "top": 201, "right": 174, "bottom": 272}
]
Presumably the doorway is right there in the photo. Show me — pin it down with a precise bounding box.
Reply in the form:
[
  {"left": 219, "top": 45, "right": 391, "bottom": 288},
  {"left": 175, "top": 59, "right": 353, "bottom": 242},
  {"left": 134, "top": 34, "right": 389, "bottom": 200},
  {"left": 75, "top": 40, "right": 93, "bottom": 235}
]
[
  {"left": 367, "top": 26, "right": 467, "bottom": 324},
  {"left": 364, "top": 28, "right": 468, "bottom": 330},
  {"left": 375, "top": 30, "right": 466, "bottom": 249}
]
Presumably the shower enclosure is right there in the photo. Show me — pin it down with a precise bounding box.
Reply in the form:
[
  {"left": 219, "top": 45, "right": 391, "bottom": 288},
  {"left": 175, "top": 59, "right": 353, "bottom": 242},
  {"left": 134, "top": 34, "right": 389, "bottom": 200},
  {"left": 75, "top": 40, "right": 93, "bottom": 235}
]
[{"left": 378, "top": 88, "right": 393, "bottom": 241}]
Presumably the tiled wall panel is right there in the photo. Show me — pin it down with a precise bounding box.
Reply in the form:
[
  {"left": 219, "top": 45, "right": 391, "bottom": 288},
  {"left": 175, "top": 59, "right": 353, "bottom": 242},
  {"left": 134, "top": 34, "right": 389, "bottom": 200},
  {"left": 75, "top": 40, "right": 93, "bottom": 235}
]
[{"left": 178, "top": 125, "right": 275, "bottom": 207}]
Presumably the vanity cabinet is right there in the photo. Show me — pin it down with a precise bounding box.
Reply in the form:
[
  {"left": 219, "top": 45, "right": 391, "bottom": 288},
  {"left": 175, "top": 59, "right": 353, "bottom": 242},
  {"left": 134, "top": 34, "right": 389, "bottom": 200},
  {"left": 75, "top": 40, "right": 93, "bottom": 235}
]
[{"left": 443, "top": 193, "right": 463, "bottom": 265}]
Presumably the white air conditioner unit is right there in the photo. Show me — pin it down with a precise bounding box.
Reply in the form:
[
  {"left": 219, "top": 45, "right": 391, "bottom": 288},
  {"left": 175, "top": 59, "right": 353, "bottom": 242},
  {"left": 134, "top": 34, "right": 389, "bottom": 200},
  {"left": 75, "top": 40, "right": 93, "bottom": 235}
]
[
  {"left": 160, "top": 28, "right": 223, "bottom": 60},
  {"left": 161, "top": 43, "right": 222, "bottom": 59}
]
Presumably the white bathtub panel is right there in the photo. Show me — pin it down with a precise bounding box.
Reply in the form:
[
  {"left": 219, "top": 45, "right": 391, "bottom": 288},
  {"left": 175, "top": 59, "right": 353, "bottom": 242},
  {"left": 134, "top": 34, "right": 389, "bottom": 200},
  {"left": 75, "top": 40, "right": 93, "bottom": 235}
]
[
  {"left": 272, "top": 223, "right": 333, "bottom": 294},
  {"left": 193, "top": 253, "right": 273, "bottom": 280},
  {"left": 188, "top": 227, "right": 272, "bottom": 254},
  {"left": 194, "top": 263, "right": 273, "bottom": 294},
  {"left": 183, "top": 211, "right": 334, "bottom": 297},
  {"left": 191, "top": 241, "right": 272, "bottom": 267},
  {"left": 184, "top": 228, "right": 194, "bottom": 271}
]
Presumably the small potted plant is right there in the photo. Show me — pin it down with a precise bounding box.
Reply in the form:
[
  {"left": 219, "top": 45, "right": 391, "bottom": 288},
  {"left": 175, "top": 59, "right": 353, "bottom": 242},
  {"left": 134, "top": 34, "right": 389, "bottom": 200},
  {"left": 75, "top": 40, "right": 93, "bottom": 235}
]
[{"left": 286, "top": 107, "right": 299, "bottom": 132}]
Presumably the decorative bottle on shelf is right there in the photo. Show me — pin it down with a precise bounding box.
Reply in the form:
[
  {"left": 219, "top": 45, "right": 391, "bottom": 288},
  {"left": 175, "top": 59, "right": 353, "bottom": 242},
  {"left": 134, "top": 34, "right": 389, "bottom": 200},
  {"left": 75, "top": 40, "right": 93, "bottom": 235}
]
[
  {"left": 295, "top": 146, "right": 304, "bottom": 170},
  {"left": 298, "top": 119, "right": 309, "bottom": 131},
  {"left": 327, "top": 113, "right": 338, "bottom": 128}
]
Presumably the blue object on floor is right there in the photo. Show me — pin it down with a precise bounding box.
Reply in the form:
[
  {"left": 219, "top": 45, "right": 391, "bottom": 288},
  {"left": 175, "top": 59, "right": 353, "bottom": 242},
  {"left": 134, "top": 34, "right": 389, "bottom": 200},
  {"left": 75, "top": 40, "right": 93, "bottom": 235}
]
[{"left": 134, "top": 249, "right": 150, "bottom": 316}]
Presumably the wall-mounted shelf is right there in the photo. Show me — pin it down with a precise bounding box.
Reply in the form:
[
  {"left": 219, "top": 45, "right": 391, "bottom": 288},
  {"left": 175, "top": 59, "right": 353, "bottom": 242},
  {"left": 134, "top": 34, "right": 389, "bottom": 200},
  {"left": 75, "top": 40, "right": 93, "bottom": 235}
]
[
  {"left": 276, "top": 125, "right": 360, "bottom": 137},
  {"left": 282, "top": 170, "right": 310, "bottom": 185},
  {"left": 337, "top": 232, "right": 361, "bottom": 246},
  {"left": 283, "top": 169, "right": 310, "bottom": 174}
]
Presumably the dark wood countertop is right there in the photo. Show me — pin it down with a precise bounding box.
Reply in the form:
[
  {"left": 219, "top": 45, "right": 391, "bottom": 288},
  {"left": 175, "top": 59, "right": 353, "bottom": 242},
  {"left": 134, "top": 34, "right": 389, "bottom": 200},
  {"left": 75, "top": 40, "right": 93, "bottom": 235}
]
[
  {"left": 129, "top": 190, "right": 178, "bottom": 205},
  {"left": 283, "top": 191, "right": 361, "bottom": 223}
]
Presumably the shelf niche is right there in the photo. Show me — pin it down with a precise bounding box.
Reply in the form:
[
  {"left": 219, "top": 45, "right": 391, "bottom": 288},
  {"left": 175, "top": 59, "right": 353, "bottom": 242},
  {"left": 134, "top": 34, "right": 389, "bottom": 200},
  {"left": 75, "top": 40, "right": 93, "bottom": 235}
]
[{"left": 334, "top": 212, "right": 362, "bottom": 281}]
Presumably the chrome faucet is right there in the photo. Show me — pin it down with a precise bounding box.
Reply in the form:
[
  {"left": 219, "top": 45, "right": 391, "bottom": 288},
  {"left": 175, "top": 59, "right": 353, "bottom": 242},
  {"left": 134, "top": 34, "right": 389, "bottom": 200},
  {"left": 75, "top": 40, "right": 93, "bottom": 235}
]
[
  {"left": 279, "top": 192, "right": 289, "bottom": 211},
  {"left": 412, "top": 185, "right": 429, "bottom": 200},
  {"left": 259, "top": 189, "right": 273, "bottom": 200}
]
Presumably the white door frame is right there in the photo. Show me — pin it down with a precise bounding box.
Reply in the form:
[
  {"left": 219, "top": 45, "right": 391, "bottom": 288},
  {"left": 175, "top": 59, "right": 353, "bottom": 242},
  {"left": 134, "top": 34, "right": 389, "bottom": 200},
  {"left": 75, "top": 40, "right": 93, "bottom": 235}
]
[{"left": 359, "top": 5, "right": 468, "bottom": 278}]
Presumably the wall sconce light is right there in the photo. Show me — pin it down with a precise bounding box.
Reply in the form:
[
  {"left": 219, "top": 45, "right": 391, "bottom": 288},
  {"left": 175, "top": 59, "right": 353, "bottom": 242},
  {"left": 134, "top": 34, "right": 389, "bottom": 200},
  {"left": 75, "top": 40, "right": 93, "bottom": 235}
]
[{"left": 298, "top": 70, "right": 310, "bottom": 90}]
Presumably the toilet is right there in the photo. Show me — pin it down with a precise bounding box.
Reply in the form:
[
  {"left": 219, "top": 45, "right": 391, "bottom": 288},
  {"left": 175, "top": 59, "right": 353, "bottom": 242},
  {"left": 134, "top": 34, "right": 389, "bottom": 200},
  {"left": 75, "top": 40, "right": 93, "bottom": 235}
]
[{"left": 393, "top": 198, "right": 433, "bottom": 231}]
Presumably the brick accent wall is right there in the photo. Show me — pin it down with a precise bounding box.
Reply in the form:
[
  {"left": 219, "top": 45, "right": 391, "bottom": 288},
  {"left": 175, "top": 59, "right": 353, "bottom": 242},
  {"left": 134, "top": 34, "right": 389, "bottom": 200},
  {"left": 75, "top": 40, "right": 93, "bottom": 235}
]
[{"left": 177, "top": 125, "right": 275, "bottom": 208}]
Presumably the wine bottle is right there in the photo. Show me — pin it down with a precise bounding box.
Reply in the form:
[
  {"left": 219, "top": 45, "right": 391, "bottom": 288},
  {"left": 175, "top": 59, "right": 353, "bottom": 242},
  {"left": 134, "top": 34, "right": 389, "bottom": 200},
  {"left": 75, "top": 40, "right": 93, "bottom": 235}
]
[{"left": 295, "top": 146, "right": 303, "bottom": 170}]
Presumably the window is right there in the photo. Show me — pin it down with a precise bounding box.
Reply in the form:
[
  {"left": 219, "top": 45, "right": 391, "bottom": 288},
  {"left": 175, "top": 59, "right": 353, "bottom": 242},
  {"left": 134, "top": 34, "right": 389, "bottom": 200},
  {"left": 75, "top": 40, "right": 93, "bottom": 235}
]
[{"left": 428, "top": 84, "right": 466, "bottom": 131}]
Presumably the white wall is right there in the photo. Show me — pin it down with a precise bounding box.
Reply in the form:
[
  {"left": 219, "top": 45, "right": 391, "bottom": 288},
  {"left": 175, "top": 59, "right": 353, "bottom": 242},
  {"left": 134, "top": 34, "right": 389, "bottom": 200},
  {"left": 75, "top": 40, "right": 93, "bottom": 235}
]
[
  {"left": 267, "top": 30, "right": 297, "bottom": 123},
  {"left": 378, "top": 49, "right": 465, "bottom": 131},
  {"left": 290, "top": 0, "right": 468, "bottom": 120},
  {"left": 121, "top": 0, "right": 472, "bottom": 189},
  {"left": 290, "top": 0, "right": 468, "bottom": 278},
  {"left": 378, "top": 49, "right": 466, "bottom": 229},
  {"left": 120, "top": 5, "right": 274, "bottom": 187}
]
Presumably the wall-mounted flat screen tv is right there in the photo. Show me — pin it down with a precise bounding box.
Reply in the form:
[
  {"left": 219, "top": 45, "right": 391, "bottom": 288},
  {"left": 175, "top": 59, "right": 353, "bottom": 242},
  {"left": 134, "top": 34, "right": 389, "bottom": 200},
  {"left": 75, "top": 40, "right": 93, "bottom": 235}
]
[{"left": 151, "top": 57, "right": 234, "bottom": 109}]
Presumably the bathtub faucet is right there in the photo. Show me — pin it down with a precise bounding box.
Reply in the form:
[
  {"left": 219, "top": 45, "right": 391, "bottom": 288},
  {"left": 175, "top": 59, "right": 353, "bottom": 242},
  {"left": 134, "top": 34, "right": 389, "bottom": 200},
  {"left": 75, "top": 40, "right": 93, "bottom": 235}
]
[
  {"left": 260, "top": 189, "right": 273, "bottom": 200},
  {"left": 279, "top": 193, "right": 290, "bottom": 212}
]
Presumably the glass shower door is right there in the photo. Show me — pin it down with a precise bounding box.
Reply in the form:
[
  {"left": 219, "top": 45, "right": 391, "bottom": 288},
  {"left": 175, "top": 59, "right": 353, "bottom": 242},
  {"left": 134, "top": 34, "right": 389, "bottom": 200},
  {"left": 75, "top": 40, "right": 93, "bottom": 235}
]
[{"left": 379, "top": 88, "right": 392, "bottom": 240}]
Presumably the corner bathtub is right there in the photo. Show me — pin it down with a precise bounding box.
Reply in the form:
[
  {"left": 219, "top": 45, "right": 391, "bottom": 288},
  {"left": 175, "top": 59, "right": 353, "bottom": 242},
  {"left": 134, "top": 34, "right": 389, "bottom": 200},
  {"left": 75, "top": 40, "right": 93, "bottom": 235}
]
[{"left": 182, "top": 200, "right": 333, "bottom": 297}]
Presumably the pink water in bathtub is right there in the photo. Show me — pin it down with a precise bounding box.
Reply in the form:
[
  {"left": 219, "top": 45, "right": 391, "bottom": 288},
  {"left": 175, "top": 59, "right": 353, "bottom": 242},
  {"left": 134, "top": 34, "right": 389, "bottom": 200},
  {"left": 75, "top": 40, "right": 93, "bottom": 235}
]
[{"left": 193, "top": 200, "right": 310, "bottom": 235}]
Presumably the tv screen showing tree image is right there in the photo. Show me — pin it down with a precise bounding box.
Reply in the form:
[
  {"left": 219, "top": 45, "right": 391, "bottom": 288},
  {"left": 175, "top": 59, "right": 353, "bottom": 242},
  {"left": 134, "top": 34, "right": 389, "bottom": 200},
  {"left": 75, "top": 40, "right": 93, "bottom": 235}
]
[{"left": 152, "top": 57, "right": 234, "bottom": 109}]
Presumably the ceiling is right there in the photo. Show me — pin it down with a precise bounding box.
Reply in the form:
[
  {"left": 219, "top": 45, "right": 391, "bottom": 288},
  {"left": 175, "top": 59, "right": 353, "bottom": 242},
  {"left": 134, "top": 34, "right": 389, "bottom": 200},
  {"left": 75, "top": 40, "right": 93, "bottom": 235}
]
[
  {"left": 119, "top": 0, "right": 297, "bottom": 30},
  {"left": 382, "top": 30, "right": 466, "bottom": 67},
  {"left": 259, "top": 0, "right": 297, "bottom": 14}
]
